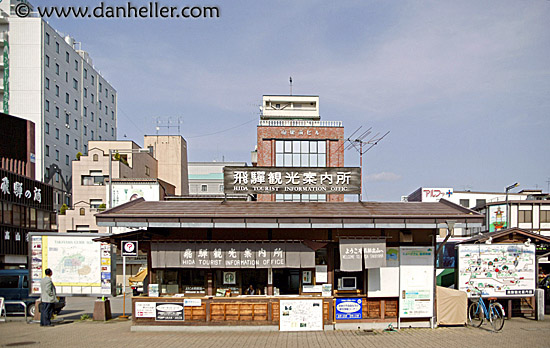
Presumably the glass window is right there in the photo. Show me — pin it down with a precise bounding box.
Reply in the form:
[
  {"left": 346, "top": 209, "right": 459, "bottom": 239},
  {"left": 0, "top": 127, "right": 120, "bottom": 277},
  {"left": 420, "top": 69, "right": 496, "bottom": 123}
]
[
  {"left": 55, "top": 85, "right": 59, "bottom": 97},
  {"left": 83, "top": 106, "right": 87, "bottom": 116},
  {"left": 66, "top": 155, "right": 69, "bottom": 165},
  {"left": 45, "top": 77, "right": 50, "bottom": 89},
  {"left": 66, "top": 51, "right": 69, "bottom": 63},
  {"left": 74, "top": 139, "right": 78, "bottom": 150},
  {"left": 74, "top": 59, "right": 78, "bottom": 71},
  {"left": 91, "top": 75, "right": 94, "bottom": 85},
  {"left": 65, "top": 93, "right": 69, "bottom": 104},
  {"left": 74, "top": 99, "right": 78, "bottom": 110},
  {"left": 459, "top": 199, "right": 469, "bottom": 208},
  {"left": 66, "top": 134, "right": 69, "bottom": 145},
  {"left": 55, "top": 63, "right": 59, "bottom": 75},
  {"left": 45, "top": 145, "right": 49, "bottom": 156},
  {"left": 45, "top": 55, "right": 49, "bottom": 67},
  {"left": 55, "top": 42, "right": 59, "bottom": 53},
  {"left": 45, "top": 32, "right": 50, "bottom": 44},
  {"left": 541, "top": 210, "right": 550, "bottom": 223},
  {"left": 55, "top": 128, "right": 59, "bottom": 139},
  {"left": 91, "top": 94, "right": 94, "bottom": 104},
  {"left": 0, "top": 276, "right": 19, "bottom": 288},
  {"left": 318, "top": 141, "right": 326, "bottom": 153},
  {"left": 84, "top": 88, "right": 87, "bottom": 98},
  {"left": 45, "top": 122, "right": 49, "bottom": 134},
  {"left": 45, "top": 100, "right": 50, "bottom": 112},
  {"left": 84, "top": 125, "right": 87, "bottom": 135},
  {"left": 73, "top": 78, "right": 78, "bottom": 89},
  {"left": 55, "top": 107, "right": 59, "bottom": 118},
  {"left": 55, "top": 150, "right": 59, "bottom": 161},
  {"left": 84, "top": 68, "right": 87, "bottom": 79},
  {"left": 91, "top": 112, "right": 94, "bottom": 121},
  {"left": 519, "top": 210, "right": 533, "bottom": 223},
  {"left": 201, "top": 184, "right": 208, "bottom": 192}
]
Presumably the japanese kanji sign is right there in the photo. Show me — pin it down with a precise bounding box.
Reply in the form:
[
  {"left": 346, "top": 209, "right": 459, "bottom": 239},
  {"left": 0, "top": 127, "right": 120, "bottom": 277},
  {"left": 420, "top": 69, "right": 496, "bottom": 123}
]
[{"left": 223, "top": 167, "right": 361, "bottom": 194}]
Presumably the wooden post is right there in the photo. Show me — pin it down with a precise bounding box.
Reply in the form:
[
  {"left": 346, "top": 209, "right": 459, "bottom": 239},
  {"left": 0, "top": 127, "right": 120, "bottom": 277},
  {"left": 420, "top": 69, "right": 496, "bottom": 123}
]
[{"left": 508, "top": 299, "right": 513, "bottom": 319}]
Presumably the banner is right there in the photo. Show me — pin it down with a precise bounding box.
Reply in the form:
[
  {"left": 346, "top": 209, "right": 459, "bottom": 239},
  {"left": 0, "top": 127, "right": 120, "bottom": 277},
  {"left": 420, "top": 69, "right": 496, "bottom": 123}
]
[
  {"left": 363, "top": 240, "right": 386, "bottom": 269},
  {"left": 339, "top": 239, "right": 363, "bottom": 272}
]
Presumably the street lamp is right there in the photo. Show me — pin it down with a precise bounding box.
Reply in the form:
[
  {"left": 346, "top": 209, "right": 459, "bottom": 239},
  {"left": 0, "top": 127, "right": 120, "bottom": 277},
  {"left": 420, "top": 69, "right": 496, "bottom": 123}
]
[
  {"left": 505, "top": 182, "right": 519, "bottom": 229},
  {"left": 106, "top": 147, "right": 152, "bottom": 319}
]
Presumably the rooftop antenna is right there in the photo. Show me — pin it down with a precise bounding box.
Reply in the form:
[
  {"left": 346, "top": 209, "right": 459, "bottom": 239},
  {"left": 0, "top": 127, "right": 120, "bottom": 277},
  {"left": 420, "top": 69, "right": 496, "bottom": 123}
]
[
  {"left": 289, "top": 76, "right": 293, "bottom": 96},
  {"left": 155, "top": 116, "right": 183, "bottom": 135},
  {"left": 344, "top": 126, "right": 390, "bottom": 201},
  {"left": 546, "top": 177, "right": 550, "bottom": 193}
]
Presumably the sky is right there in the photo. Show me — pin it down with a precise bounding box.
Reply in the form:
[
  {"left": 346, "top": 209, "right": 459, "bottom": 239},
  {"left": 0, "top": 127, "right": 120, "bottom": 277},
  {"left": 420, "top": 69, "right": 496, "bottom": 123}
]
[{"left": 41, "top": 0, "right": 550, "bottom": 201}]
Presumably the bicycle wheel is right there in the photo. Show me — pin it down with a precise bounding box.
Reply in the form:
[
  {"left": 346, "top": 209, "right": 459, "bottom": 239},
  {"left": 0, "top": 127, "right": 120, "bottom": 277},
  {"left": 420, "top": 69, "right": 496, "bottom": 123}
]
[
  {"left": 468, "top": 301, "right": 484, "bottom": 327},
  {"left": 489, "top": 303, "right": 505, "bottom": 332}
]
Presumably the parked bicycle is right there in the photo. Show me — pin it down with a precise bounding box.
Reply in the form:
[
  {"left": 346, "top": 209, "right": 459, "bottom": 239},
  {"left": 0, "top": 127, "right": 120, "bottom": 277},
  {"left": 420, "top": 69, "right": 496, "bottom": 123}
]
[{"left": 468, "top": 287, "right": 505, "bottom": 332}]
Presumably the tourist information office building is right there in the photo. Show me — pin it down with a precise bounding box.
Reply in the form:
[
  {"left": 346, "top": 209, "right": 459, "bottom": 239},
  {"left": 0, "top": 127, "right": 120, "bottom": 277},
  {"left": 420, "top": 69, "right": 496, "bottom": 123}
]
[{"left": 95, "top": 194, "right": 483, "bottom": 326}]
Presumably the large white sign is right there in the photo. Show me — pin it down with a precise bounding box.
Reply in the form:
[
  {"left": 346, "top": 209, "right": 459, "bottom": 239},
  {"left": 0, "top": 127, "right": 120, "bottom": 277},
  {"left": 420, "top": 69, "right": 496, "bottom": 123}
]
[
  {"left": 421, "top": 188, "right": 453, "bottom": 202},
  {"left": 30, "top": 233, "right": 113, "bottom": 296},
  {"left": 458, "top": 244, "right": 536, "bottom": 298},
  {"left": 399, "top": 247, "right": 434, "bottom": 318},
  {"left": 110, "top": 182, "right": 161, "bottom": 207},
  {"left": 135, "top": 302, "right": 156, "bottom": 318},
  {"left": 279, "top": 299, "right": 323, "bottom": 331}
]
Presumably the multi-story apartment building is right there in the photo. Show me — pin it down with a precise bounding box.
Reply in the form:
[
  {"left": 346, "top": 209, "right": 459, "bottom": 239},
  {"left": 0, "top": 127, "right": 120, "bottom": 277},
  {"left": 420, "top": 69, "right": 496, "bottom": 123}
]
[
  {"left": 0, "top": 0, "right": 117, "bottom": 210},
  {"left": 144, "top": 135, "right": 189, "bottom": 196},
  {"left": 256, "top": 95, "right": 345, "bottom": 202}
]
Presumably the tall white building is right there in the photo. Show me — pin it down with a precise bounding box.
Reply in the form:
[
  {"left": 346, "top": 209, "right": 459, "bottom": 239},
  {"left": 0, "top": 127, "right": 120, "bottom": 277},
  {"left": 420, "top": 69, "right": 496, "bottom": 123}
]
[{"left": 0, "top": 0, "right": 117, "bottom": 210}]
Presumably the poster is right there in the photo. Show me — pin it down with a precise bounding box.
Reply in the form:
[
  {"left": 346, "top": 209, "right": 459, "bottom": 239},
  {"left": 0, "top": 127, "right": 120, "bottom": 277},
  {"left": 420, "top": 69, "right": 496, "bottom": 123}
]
[
  {"left": 335, "top": 298, "right": 362, "bottom": 320},
  {"left": 279, "top": 299, "right": 323, "bottom": 331},
  {"left": 148, "top": 284, "right": 159, "bottom": 297},
  {"left": 458, "top": 244, "right": 536, "bottom": 298},
  {"left": 155, "top": 303, "right": 184, "bottom": 321},
  {"left": 489, "top": 205, "right": 507, "bottom": 232},
  {"left": 315, "top": 265, "right": 328, "bottom": 283},
  {"left": 135, "top": 302, "right": 156, "bottom": 318},
  {"left": 399, "top": 247, "right": 434, "bottom": 318}
]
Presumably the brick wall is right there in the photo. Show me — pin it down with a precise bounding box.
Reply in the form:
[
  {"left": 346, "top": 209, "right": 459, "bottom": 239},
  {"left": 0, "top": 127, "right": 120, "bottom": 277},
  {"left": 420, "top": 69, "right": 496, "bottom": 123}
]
[{"left": 256, "top": 125, "right": 345, "bottom": 202}]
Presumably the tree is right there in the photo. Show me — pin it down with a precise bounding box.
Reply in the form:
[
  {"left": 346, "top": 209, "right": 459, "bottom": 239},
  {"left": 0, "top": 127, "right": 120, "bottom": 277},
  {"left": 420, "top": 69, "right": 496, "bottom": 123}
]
[
  {"left": 76, "top": 152, "right": 83, "bottom": 160},
  {"left": 59, "top": 203, "right": 68, "bottom": 215},
  {"left": 98, "top": 203, "right": 107, "bottom": 211}
]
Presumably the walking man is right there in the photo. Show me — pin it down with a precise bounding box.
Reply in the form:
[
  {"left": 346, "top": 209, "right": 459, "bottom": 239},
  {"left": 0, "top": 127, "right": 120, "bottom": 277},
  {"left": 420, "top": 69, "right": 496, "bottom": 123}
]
[{"left": 40, "top": 268, "right": 56, "bottom": 326}]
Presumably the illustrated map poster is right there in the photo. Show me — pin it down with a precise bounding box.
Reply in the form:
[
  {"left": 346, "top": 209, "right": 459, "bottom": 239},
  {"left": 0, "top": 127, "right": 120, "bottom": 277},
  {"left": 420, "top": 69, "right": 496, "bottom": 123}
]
[
  {"left": 30, "top": 233, "right": 114, "bottom": 296},
  {"left": 458, "top": 244, "right": 535, "bottom": 298},
  {"left": 399, "top": 247, "right": 434, "bottom": 318},
  {"left": 279, "top": 299, "right": 323, "bottom": 331}
]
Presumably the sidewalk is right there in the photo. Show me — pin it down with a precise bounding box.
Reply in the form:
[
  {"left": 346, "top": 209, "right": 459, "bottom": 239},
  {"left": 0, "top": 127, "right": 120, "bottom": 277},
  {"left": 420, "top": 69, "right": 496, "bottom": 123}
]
[{"left": 1, "top": 316, "right": 549, "bottom": 348}]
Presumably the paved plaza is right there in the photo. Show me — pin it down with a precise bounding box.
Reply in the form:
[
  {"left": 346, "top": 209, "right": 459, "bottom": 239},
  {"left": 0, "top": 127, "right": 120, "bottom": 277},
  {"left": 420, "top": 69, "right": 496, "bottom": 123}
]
[{"left": 1, "top": 314, "right": 549, "bottom": 348}]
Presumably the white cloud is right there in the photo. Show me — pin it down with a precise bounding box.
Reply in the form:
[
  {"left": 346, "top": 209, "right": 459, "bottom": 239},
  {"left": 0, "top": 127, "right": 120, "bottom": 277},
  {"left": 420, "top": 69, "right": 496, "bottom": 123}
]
[{"left": 365, "top": 172, "right": 401, "bottom": 182}]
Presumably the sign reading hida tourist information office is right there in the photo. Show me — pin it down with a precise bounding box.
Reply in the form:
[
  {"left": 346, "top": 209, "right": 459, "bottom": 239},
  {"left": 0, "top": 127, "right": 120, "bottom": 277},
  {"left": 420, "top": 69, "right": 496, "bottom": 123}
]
[{"left": 224, "top": 167, "right": 361, "bottom": 194}]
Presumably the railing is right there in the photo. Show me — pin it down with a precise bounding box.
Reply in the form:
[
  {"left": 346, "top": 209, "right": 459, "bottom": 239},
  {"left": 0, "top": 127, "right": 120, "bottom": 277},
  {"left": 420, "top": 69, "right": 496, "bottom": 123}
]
[{"left": 259, "top": 120, "right": 343, "bottom": 127}]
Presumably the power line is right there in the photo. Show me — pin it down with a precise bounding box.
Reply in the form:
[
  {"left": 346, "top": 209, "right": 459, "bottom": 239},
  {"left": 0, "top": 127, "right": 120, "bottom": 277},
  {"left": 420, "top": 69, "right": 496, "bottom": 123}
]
[{"left": 187, "top": 117, "right": 257, "bottom": 139}]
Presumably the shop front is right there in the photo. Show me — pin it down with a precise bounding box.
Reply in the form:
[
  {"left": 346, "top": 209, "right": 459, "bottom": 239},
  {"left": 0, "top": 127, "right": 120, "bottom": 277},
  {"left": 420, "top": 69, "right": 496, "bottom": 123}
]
[{"left": 95, "top": 199, "right": 483, "bottom": 329}]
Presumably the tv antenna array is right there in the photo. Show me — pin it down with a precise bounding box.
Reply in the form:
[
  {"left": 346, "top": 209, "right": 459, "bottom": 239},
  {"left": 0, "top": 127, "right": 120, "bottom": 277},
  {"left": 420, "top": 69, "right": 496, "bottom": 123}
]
[
  {"left": 155, "top": 116, "right": 184, "bottom": 135},
  {"left": 344, "top": 126, "right": 390, "bottom": 201}
]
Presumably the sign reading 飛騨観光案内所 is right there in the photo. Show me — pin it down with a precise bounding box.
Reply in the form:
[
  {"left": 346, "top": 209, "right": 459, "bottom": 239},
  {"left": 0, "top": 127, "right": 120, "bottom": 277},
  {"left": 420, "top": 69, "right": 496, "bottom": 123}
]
[{"left": 223, "top": 167, "right": 361, "bottom": 195}]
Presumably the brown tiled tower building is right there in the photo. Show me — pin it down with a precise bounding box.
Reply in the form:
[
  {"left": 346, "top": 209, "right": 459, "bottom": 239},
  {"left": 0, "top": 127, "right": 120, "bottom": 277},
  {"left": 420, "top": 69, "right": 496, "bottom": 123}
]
[{"left": 255, "top": 95, "right": 345, "bottom": 202}]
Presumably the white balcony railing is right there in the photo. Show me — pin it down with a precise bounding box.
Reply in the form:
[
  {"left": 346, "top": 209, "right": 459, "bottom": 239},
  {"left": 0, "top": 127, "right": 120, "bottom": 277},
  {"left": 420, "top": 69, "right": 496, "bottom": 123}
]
[{"left": 259, "top": 120, "right": 342, "bottom": 127}]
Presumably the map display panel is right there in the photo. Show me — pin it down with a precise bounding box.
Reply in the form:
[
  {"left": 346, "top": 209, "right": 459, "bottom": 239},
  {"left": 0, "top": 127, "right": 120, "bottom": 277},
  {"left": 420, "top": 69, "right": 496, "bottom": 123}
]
[{"left": 458, "top": 244, "right": 535, "bottom": 298}]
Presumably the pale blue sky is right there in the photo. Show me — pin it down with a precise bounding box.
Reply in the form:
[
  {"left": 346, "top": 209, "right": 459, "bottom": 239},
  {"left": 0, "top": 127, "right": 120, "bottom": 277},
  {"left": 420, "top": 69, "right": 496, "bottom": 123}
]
[{"left": 44, "top": 0, "right": 550, "bottom": 200}]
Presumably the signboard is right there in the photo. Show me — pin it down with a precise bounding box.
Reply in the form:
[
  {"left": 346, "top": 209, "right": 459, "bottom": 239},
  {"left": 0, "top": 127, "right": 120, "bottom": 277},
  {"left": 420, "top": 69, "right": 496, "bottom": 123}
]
[
  {"left": 335, "top": 298, "right": 363, "bottom": 320},
  {"left": 339, "top": 239, "right": 363, "bottom": 272},
  {"left": 399, "top": 247, "right": 434, "bottom": 318},
  {"left": 121, "top": 241, "right": 138, "bottom": 257},
  {"left": 111, "top": 182, "right": 161, "bottom": 207},
  {"left": 363, "top": 240, "right": 386, "bottom": 269},
  {"left": 279, "top": 299, "right": 323, "bottom": 331},
  {"left": 421, "top": 188, "right": 453, "bottom": 202},
  {"left": 29, "top": 233, "right": 115, "bottom": 296},
  {"left": 458, "top": 244, "right": 535, "bottom": 298},
  {"left": 184, "top": 298, "right": 202, "bottom": 307},
  {"left": 488, "top": 204, "right": 507, "bottom": 232},
  {"left": 0, "top": 168, "right": 53, "bottom": 211},
  {"left": 224, "top": 166, "right": 361, "bottom": 195},
  {"left": 155, "top": 302, "right": 184, "bottom": 321},
  {"left": 135, "top": 302, "right": 156, "bottom": 318}
]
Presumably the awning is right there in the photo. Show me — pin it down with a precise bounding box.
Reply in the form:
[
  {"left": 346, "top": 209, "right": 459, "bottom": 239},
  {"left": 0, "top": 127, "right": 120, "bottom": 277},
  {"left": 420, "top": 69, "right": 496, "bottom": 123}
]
[
  {"left": 151, "top": 242, "right": 315, "bottom": 269},
  {"left": 339, "top": 239, "right": 386, "bottom": 272}
]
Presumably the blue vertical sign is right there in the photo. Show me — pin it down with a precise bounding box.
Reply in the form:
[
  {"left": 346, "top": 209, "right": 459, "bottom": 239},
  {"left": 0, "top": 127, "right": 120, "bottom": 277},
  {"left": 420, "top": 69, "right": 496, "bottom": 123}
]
[{"left": 335, "top": 298, "right": 362, "bottom": 320}]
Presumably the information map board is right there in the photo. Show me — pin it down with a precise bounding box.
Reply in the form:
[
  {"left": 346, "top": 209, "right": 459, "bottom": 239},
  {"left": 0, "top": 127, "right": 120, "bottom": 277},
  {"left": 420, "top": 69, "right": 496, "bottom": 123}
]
[
  {"left": 399, "top": 247, "right": 434, "bottom": 318},
  {"left": 458, "top": 244, "right": 536, "bottom": 298},
  {"left": 279, "top": 299, "right": 323, "bottom": 331},
  {"left": 29, "top": 233, "right": 115, "bottom": 296}
]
